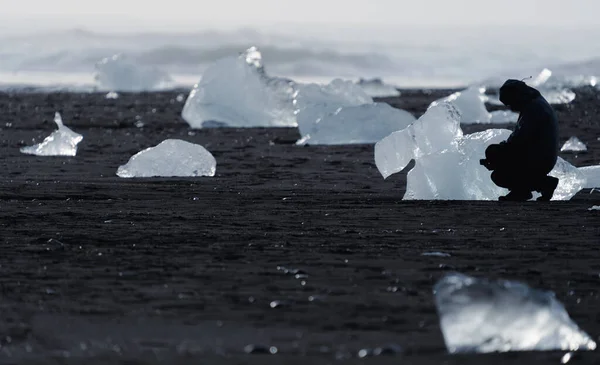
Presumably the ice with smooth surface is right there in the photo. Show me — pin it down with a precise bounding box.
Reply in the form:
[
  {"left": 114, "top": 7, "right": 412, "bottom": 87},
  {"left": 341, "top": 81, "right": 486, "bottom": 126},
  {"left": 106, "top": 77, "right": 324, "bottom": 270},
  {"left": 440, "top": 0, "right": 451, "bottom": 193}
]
[
  {"left": 561, "top": 136, "right": 588, "bottom": 152},
  {"left": 296, "top": 102, "right": 415, "bottom": 145},
  {"left": 374, "top": 102, "right": 463, "bottom": 179},
  {"left": 94, "top": 54, "right": 172, "bottom": 92},
  {"left": 429, "top": 87, "right": 491, "bottom": 124},
  {"left": 20, "top": 112, "right": 83, "bottom": 156},
  {"left": 375, "top": 102, "right": 599, "bottom": 200},
  {"left": 182, "top": 47, "right": 296, "bottom": 128},
  {"left": 116, "top": 139, "right": 216, "bottom": 178},
  {"left": 356, "top": 78, "right": 400, "bottom": 97},
  {"left": 434, "top": 273, "right": 596, "bottom": 354},
  {"left": 489, "top": 110, "right": 519, "bottom": 124}
]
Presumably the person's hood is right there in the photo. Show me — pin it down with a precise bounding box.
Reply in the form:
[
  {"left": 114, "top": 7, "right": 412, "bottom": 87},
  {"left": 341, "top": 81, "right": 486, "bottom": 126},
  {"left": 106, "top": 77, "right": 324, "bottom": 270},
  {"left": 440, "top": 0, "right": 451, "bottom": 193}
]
[{"left": 499, "top": 79, "right": 542, "bottom": 111}]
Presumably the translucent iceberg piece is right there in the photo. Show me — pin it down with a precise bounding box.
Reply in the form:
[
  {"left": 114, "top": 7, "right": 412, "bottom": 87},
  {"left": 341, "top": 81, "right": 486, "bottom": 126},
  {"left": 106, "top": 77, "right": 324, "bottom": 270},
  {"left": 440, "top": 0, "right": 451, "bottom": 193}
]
[
  {"left": 433, "top": 273, "right": 596, "bottom": 354},
  {"left": 116, "top": 139, "right": 216, "bottom": 178},
  {"left": 296, "top": 102, "right": 415, "bottom": 145},
  {"left": 374, "top": 102, "right": 463, "bottom": 179},
  {"left": 356, "top": 78, "right": 400, "bottom": 97},
  {"left": 589, "top": 205, "right": 600, "bottom": 211},
  {"left": 94, "top": 54, "right": 172, "bottom": 92},
  {"left": 489, "top": 110, "right": 519, "bottom": 124},
  {"left": 20, "top": 112, "right": 83, "bottom": 156},
  {"left": 561, "top": 136, "right": 587, "bottom": 152},
  {"left": 430, "top": 87, "right": 491, "bottom": 124},
  {"left": 182, "top": 47, "right": 296, "bottom": 128},
  {"left": 105, "top": 91, "right": 119, "bottom": 99},
  {"left": 579, "top": 165, "right": 600, "bottom": 188}
]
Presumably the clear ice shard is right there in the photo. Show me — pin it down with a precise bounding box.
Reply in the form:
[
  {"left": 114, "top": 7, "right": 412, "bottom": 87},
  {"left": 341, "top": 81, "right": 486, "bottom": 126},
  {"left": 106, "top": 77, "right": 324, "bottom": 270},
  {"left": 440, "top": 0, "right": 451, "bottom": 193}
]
[
  {"left": 182, "top": 47, "right": 297, "bottom": 128},
  {"left": 434, "top": 273, "right": 596, "bottom": 354},
  {"left": 429, "top": 87, "right": 491, "bottom": 124},
  {"left": 375, "top": 102, "right": 600, "bottom": 200},
  {"left": 94, "top": 54, "right": 172, "bottom": 92},
  {"left": 20, "top": 112, "right": 83, "bottom": 156},
  {"left": 295, "top": 79, "right": 415, "bottom": 145},
  {"left": 374, "top": 102, "right": 463, "bottom": 179},
  {"left": 356, "top": 78, "right": 400, "bottom": 97},
  {"left": 561, "top": 136, "right": 587, "bottom": 152},
  {"left": 116, "top": 139, "right": 216, "bottom": 178}
]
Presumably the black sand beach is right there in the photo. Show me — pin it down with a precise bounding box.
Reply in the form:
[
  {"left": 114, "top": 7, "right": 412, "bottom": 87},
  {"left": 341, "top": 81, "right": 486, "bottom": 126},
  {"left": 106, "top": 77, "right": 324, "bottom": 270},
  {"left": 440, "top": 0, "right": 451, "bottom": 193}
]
[{"left": 0, "top": 87, "right": 599, "bottom": 364}]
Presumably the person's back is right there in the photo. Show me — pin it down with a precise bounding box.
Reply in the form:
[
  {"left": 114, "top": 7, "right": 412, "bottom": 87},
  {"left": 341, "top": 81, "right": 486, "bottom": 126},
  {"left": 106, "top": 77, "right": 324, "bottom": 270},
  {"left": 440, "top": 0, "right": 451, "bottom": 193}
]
[{"left": 480, "top": 79, "right": 560, "bottom": 201}]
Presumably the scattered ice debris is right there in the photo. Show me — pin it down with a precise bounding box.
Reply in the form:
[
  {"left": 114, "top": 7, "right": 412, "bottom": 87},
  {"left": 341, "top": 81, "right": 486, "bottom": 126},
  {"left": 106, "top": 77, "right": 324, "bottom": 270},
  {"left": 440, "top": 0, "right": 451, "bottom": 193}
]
[
  {"left": 561, "top": 352, "right": 574, "bottom": 364},
  {"left": 176, "top": 94, "right": 185, "bottom": 103},
  {"left": 244, "top": 344, "right": 278, "bottom": 354},
  {"left": 182, "top": 47, "right": 296, "bottom": 128},
  {"left": 433, "top": 273, "right": 596, "bottom": 354},
  {"left": 430, "top": 87, "right": 492, "bottom": 124},
  {"left": 20, "top": 112, "right": 83, "bottom": 156},
  {"left": 105, "top": 91, "right": 119, "bottom": 99},
  {"left": 375, "top": 102, "right": 600, "bottom": 200},
  {"left": 588, "top": 206, "right": 600, "bottom": 211},
  {"left": 422, "top": 252, "right": 451, "bottom": 257},
  {"left": 561, "top": 137, "right": 587, "bottom": 152},
  {"left": 356, "top": 78, "right": 400, "bottom": 97},
  {"left": 116, "top": 139, "right": 216, "bottom": 178},
  {"left": 489, "top": 110, "right": 519, "bottom": 124},
  {"left": 182, "top": 47, "right": 416, "bottom": 145},
  {"left": 94, "top": 54, "right": 172, "bottom": 92}
]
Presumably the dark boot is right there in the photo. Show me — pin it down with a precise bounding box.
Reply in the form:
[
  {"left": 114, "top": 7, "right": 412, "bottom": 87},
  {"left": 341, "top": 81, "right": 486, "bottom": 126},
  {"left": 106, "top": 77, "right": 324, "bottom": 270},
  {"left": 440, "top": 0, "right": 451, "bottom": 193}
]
[
  {"left": 499, "top": 190, "right": 533, "bottom": 201},
  {"left": 536, "top": 176, "right": 559, "bottom": 201}
]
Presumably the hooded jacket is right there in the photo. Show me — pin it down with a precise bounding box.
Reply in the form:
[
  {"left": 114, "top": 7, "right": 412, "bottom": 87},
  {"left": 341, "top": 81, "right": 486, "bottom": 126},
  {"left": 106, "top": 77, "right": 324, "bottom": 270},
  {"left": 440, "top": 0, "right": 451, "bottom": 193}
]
[{"left": 499, "top": 79, "right": 559, "bottom": 173}]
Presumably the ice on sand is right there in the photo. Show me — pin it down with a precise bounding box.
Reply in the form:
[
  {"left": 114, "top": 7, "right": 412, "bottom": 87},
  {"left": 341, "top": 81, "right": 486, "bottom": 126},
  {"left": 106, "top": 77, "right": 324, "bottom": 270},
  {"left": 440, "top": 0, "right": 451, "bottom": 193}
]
[
  {"left": 561, "top": 136, "right": 587, "bottom": 152},
  {"left": 295, "top": 79, "right": 415, "bottom": 145},
  {"left": 20, "top": 112, "right": 83, "bottom": 156},
  {"left": 375, "top": 102, "right": 599, "bottom": 200},
  {"left": 116, "top": 139, "right": 216, "bottom": 178},
  {"left": 434, "top": 273, "right": 596, "bottom": 354},
  {"left": 182, "top": 47, "right": 296, "bottom": 128},
  {"left": 94, "top": 54, "right": 172, "bottom": 92},
  {"left": 357, "top": 78, "right": 400, "bottom": 97}
]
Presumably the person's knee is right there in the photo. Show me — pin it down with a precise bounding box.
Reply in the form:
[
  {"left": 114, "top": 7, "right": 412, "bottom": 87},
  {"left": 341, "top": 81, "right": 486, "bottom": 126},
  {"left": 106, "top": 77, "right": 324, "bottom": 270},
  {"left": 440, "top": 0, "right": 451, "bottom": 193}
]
[{"left": 491, "top": 170, "right": 511, "bottom": 189}]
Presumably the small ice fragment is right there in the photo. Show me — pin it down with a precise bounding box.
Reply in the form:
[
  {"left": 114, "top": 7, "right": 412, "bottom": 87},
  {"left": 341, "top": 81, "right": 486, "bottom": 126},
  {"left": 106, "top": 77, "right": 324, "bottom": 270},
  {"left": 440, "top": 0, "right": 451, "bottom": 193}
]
[
  {"left": 176, "top": 94, "right": 185, "bottom": 102},
  {"left": 580, "top": 165, "right": 600, "bottom": 188},
  {"left": 429, "top": 87, "right": 491, "bottom": 124},
  {"left": 489, "top": 110, "right": 519, "bottom": 124},
  {"left": 116, "top": 139, "right": 216, "bottom": 178},
  {"left": 20, "top": 112, "right": 83, "bottom": 156},
  {"left": 561, "top": 352, "right": 573, "bottom": 364},
  {"left": 588, "top": 206, "right": 600, "bottom": 211},
  {"left": 356, "top": 78, "right": 400, "bottom": 97},
  {"left": 105, "top": 91, "right": 119, "bottom": 99},
  {"left": 561, "top": 137, "right": 587, "bottom": 152},
  {"left": 433, "top": 273, "right": 596, "bottom": 353},
  {"left": 94, "top": 54, "right": 172, "bottom": 92},
  {"left": 422, "top": 252, "right": 451, "bottom": 257}
]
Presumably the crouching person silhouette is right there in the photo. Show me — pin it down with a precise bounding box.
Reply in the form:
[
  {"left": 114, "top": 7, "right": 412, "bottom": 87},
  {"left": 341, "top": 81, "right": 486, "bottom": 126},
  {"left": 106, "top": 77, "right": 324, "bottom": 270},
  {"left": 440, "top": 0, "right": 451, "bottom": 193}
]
[{"left": 480, "top": 79, "right": 559, "bottom": 201}]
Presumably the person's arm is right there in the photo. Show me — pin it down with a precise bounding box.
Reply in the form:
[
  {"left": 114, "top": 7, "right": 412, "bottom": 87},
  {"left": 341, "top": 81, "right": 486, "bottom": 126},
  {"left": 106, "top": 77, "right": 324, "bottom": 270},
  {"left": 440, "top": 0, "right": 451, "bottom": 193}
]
[{"left": 504, "top": 107, "right": 539, "bottom": 150}]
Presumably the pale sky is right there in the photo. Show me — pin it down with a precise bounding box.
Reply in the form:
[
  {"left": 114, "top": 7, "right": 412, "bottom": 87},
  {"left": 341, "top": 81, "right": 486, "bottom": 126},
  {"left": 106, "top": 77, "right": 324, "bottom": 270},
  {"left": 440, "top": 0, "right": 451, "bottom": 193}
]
[{"left": 0, "top": 0, "right": 597, "bottom": 31}]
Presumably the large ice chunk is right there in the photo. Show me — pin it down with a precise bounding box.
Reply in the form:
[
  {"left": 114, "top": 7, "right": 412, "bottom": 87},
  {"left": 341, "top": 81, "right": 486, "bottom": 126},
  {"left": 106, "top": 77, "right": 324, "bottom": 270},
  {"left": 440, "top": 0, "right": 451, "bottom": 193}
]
[
  {"left": 182, "top": 47, "right": 296, "bottom": 128},
  {"left": 116, "top": 139, "right": 216, "bottom": 178},
  {"left": 296, "top": 103, "right": 415, "bottom": 145},
  {"left": 294, "top": 78, "right": 414, "bottom": 145},
  {"left": 561, "top": 136, "right": 587, "bottom": 152},
  {"left": 375, "top": 102, "right": 598, "bottom": 200},
  {"left": 94, "top": 54, "right": 172, "bottom": 92},
  {"left": 434, "top": 273, "right": 596, "bottom": 354},
  {"left": 356, "top": 78, "right": 401, "bottom": 97},
  {"left": 579, "top": 165, "right": 600, "bottom": 188},
  {"left": 20, "top": 112, "right": 83, "bottom": 156},
  {"left": 374, "top": 102, "right": 463, "bottom": 179},
  {"left": 430, "top": 87, "right": 491, "bottom": 124}
]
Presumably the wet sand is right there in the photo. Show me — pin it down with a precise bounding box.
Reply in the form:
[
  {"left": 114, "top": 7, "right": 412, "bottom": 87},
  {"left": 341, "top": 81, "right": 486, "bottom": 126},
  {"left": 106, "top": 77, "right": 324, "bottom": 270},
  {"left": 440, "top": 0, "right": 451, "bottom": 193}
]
[{"left": 0, "top": 87, "right": 599, "bottom": 364}]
